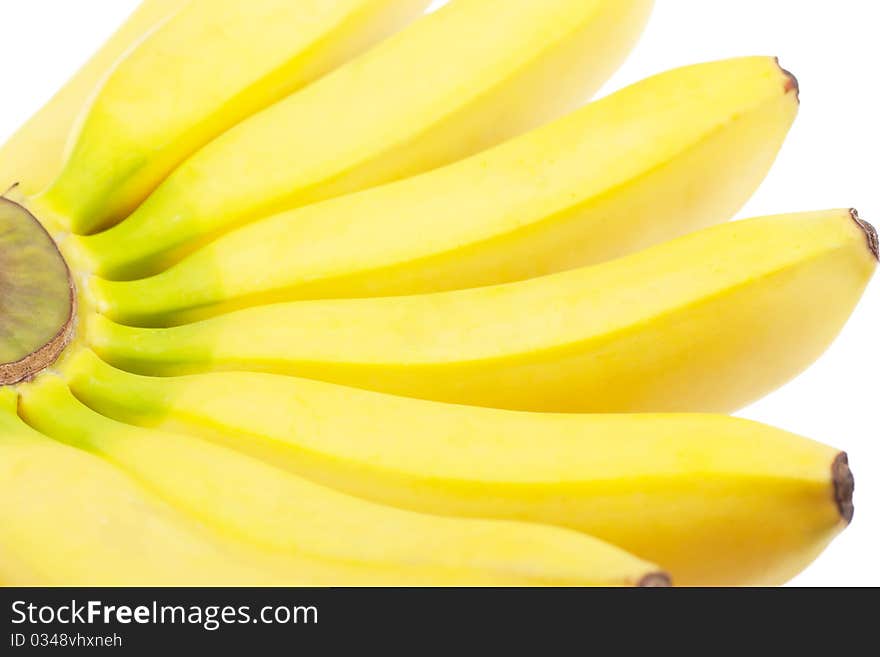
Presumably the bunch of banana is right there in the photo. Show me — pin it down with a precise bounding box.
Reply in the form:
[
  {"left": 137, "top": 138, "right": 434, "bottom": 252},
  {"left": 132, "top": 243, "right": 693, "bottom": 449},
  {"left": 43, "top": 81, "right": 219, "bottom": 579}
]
[{"left": 0, "top": 0, "right": 874, "bottom": 587}]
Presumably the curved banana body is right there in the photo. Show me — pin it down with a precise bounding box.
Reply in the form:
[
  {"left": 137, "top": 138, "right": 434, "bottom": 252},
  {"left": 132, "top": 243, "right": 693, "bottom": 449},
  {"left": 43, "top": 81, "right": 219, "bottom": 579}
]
[
  {"left": 87, "top": 210, "right": 878, "bottom": 413},
  {"left": 0, "top": 390, "right": 311, "bottom": 586},
  {"left": 32, "top": 0, "right": 433, "bottom": 234},
  {"left": 62, "top": 352, "right": 853, "bottom": 586},
  {"left": 0, "top": 0, "right": 186, "bottom": 196},
  {"left": 1, "top": 436, "right": 273, "bottom": 585},
  {"left": 77, "top": 0, "right": 655, "bottom": 279},
  {"left": 91, "top": 57, "right": 799, "bottom": 326},
  {"left": 11, "top": 382, "right": 665, "bottom": 587}
]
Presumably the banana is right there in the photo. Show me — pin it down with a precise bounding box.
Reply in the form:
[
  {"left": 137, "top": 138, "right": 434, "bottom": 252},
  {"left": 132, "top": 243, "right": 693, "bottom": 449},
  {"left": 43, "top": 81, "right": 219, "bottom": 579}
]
[
  {"left": 29, "top": 0, "right": 433, "bottom": 234},
  {"left": 12, "top": 380, "right": 668, "bottom": 587},
  {"left": 89, "top": 57, "right": 800, "bottom": 327},
  {"left": 0, "top": 389, "right": 310, "bottom": 586},
  {"left": 0, "top": 0, "right": 186, "bottom": 197},
  {"left": 61, "top": 350, "right": 854, "bottom": 586},
  {"left": 86, "top": 209, "right": 878, "bottom": 413},
  {"left": 74, "top": 0, "right": 655, "bottom": 279}
]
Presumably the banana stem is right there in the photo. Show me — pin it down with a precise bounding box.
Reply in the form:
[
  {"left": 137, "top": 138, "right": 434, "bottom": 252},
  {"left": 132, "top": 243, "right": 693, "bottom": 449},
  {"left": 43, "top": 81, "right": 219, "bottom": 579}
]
[{"left": 0, "top": 198, "right": 76, "bottom": 385}]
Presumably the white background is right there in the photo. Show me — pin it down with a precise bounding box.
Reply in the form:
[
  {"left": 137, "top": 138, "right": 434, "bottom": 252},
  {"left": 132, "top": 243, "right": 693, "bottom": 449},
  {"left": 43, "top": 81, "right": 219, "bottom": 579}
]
[{"left": 0, "top": 1, "right": 876, "bottom": 586}]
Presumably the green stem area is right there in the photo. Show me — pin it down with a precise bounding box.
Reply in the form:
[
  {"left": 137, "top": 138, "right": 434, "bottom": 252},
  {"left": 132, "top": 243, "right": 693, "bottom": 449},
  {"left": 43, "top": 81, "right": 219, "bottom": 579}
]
[{"left": 0, "top": 197, "right": 75, "bottom": 385}]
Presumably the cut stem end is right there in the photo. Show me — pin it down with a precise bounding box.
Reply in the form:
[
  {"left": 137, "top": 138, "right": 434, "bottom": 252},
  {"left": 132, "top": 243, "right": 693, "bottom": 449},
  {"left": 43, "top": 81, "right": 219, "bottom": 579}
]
[{"left": 0, "top": 198, "right": 76, "bottom": 385}]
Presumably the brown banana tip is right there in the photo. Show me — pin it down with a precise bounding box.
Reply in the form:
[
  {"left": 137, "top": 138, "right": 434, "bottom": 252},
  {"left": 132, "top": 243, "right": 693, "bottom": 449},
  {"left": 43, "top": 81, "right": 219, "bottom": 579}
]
[
  {"left": 775, "top": 57, "right": 800, "bottom": 100},
  {"left": 833, "top": 452, "right": 855, "bottom": 525},
  {"left": 638, "top": 572, "right": 672, "bottom": 588},
  {"left": 850, "top": 209, "right": 879, "bottom": 261}
]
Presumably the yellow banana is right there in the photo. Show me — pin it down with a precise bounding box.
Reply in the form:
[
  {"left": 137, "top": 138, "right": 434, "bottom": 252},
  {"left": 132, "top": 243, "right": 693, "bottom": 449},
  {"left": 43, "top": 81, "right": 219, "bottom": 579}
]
[
  {"left": 0, "top": 0, "right": 870, "bottom": 590},
  {"left": 29, "top": 0, "right": 433, "bottom": 234},
  {"left": 0, "top": 0, "right": 186, "bottom": 197},
  {"left": 89, "top": 57, "right": 799, "bottom": 327},
  {"left": 12, "top": 381, "right": 667, "bottom": 587},
  {"left": 86, "top": 209, "right": 878, "bottom": 413},
  {"left": 62, "top": 350, "right": 855, "bottom": 586},
  {"left": 0, "top": 389, "right": 311, "bottom": 586},
  {"left": 74, "top": 0, "right": 654, "bottom": 278}
]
